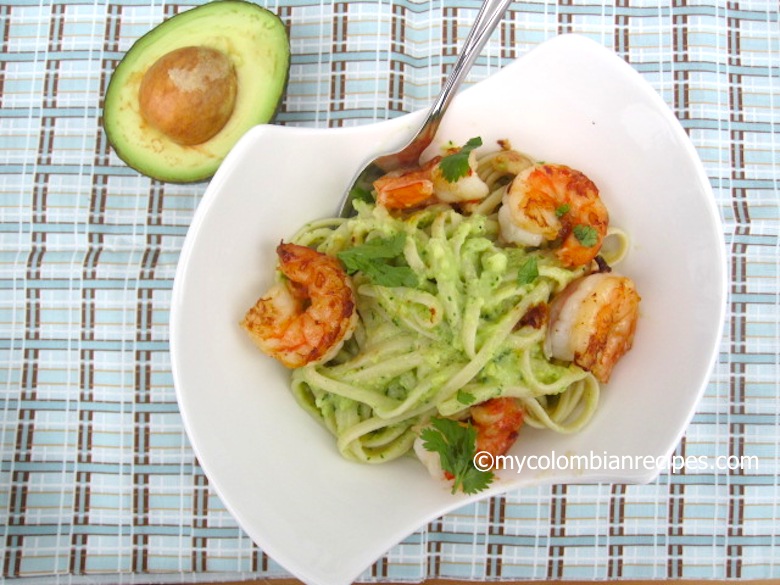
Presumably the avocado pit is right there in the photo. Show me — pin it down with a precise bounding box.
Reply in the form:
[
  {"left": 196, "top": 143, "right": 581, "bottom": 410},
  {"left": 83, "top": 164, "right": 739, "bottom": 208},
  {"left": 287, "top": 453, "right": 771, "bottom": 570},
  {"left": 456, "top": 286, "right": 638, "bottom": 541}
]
[{"left": 139, "top": 46, "right": 237, "bottom": 146}]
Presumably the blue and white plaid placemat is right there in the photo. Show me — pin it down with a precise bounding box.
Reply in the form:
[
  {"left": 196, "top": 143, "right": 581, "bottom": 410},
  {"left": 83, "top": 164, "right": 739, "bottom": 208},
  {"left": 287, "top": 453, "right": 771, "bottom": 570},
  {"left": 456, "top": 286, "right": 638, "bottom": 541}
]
[{"left": 1, "top": 0, "right": 778, "bottom": 581}]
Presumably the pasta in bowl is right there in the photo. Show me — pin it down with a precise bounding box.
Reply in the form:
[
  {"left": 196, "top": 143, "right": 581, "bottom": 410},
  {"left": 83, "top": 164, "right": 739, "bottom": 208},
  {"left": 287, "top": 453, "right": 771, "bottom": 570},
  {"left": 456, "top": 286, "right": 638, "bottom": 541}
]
[
  {"left": 170, "top": 34, "right": 725, "bottom": 585},
  {"left": 240, "top": 139, "right": 641, "bottom": 494}
]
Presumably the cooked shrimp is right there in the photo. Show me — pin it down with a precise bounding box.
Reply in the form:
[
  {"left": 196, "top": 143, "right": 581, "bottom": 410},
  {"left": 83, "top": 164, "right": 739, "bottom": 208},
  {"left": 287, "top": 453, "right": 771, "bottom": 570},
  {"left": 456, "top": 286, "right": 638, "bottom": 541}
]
[
  {"left": 413, "top": 397, "right": 524, "bottom": 483},
  {"left": 499, "top": 163, "right": 609, "bottom": 267},
  {"left": 373, "top": 157, "right": 441, "bottom": 210},
  {"left": 430, "top": 148, "right": 490, "bottom": 203},
  {"left": 374, "top": 144, "right": 491, "bottom": 210},
  {"left": 545, "top": 272, "right": 640, "bottom": 383},
  {"left": 241, "top": 243, "right": 358, "bottom": 368},
  {"left": 413, "top": 433, "right": 448, "bottom": 482},
  {"left": 470, "top": 397, "right": 524, "bottom": 458}
]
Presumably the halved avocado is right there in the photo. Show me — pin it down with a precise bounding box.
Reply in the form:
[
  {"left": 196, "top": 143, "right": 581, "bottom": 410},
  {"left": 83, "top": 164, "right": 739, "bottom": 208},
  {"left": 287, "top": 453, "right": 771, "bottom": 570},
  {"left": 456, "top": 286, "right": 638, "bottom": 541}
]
[{"left": 103, "top": 0, "right": 289, "bottom": 183}]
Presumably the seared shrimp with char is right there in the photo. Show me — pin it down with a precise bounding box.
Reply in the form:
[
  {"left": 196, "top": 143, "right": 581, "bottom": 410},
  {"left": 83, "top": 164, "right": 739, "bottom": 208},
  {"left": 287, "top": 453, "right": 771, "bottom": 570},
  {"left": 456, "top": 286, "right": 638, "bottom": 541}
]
[
  {"left": 241, "top": 243, "right": 358, "bottom": 368},
  {"left": 414, "top": 397, "right": 525, "bottom": 483},
  {"left": 470, "top": 397, "right": 524, "bottom": 458},
  {"left": 373, "top": 157, "right": 442, "bottom": 210},
  {"left": 499, "top": 163, "right": 609, "bottom": 268},
  {"left": 545, "top": 272, "right": 640, "bottom": 383},
  {"left": 373, "top": 142, "right": 490, "bottom": 210}
]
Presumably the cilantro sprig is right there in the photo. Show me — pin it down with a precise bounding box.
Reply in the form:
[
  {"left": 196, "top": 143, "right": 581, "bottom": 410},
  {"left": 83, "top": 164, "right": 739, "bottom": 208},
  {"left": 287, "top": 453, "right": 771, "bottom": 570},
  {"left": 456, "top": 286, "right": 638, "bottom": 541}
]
[
  {"left": 337, "top": 233, "right": 418, "bottom": 287},
  {"left": 437, "top": 137, "right": 483, "bottom": 183},
  {"left": 420, "top": 417, "right": 494, "bottom": 495},
  {"left": 456, "top": 389, "right": 476, "bottom": 405},
  {"left": 517, "top": 256, "right": 539, "bottom": 285},
  {"left": 573, "top": 224, "right": 599, "bottom": 247},
  {"left": 556, "top": 204, "right": 599, "bottom": 248}
]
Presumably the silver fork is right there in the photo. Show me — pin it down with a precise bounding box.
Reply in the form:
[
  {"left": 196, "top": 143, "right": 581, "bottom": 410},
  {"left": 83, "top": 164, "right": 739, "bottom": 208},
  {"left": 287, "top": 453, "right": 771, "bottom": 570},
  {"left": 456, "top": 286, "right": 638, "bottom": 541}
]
[{"left": 337, "top": 0, "right": 515, "bottom": 217}]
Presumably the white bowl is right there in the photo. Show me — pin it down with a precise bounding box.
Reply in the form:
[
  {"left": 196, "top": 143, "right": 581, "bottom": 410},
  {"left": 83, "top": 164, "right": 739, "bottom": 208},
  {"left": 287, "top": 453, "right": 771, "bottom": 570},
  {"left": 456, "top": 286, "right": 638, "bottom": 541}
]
[{"left": 171, "top": 34, "right": 726, "bottom": 585}]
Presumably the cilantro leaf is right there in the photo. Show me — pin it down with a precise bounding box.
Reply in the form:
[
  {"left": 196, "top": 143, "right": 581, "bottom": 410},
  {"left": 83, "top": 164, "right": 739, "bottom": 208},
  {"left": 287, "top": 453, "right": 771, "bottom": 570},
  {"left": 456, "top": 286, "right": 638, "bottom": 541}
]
[
  {"left": 437, "top": 137, "right": 483, "bottom": 183},
  {"left": 337, "top": 233, "right": 418, "bottom": 287},
  {"left": 555, "top": 203, "right": 570, "bottom": 217},
  {"left": 342, "top": 232, "right": 406, "bottom": 259},
  {"left": 419, "top": 424, "right": 449, "bottom": 455},
  {"left": 461, "top": 464, "right": 495, "bottom": 494},
  {"left": 517, "top": 256, "right": 539, "bottom": 285},
  {"left": 420, "top": 417, "right": 494, "bottom": 495},
  {"left": 369, "top": 264, "right": 419, "bottom": 287},
  {"left": 573, "top": 224, "right": 599, "bottom": 247},
  {"left": 456, "top": 389, "right": 476, "bottom": 405}
]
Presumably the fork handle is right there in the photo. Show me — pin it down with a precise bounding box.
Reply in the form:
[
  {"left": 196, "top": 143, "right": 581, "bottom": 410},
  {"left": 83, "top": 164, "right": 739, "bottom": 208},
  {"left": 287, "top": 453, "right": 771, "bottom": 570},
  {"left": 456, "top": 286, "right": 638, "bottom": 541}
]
[
  {"left": 384, "top": 0, "right": 514, "bottom": 168},
  {"left": 339, "top": 0, "right": 514, "bottom": 217},
  {"left": 425, "top": 0, "right": 515, "bottom": 134}
]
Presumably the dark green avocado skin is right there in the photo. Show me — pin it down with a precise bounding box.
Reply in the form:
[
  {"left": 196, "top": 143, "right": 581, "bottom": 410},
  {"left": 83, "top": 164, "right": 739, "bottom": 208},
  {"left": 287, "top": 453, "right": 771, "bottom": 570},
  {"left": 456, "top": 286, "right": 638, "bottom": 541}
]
[{"left": 103, "top": 0, "right": 290, "bottom": 183}]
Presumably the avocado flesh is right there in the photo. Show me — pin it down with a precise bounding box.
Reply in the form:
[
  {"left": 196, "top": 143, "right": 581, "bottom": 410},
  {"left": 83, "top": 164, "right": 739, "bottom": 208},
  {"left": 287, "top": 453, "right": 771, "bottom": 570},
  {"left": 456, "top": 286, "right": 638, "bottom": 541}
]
[{"left": 103, "top": 0, "right": 289, "bottom": 183}]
